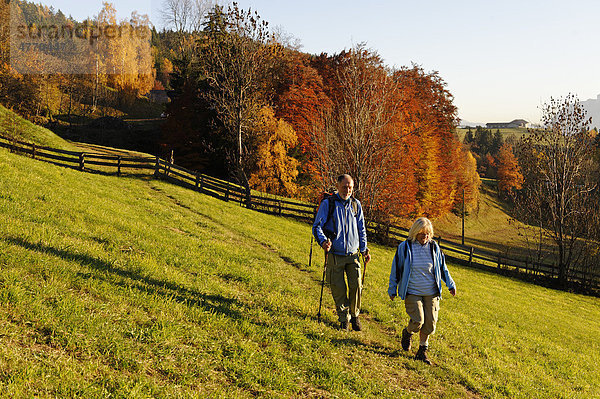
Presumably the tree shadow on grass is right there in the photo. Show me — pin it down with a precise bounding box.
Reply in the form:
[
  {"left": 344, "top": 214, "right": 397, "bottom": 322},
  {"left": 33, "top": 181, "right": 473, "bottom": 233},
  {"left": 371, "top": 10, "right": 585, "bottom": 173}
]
[{"left": 2, "top": 235, "right": 243, "bottom": 320}]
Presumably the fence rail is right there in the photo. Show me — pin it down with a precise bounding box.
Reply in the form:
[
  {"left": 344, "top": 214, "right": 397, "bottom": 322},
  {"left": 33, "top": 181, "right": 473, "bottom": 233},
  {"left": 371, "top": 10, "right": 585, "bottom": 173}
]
[
  {"left": 0, "top": 135, "right": 155, "bottom": 175},
  {"left": 2, "top": 133, "right": 599, "bottom": 294},
  {"left": 377, "top": 222, "right": 600, "bottom": 292}
]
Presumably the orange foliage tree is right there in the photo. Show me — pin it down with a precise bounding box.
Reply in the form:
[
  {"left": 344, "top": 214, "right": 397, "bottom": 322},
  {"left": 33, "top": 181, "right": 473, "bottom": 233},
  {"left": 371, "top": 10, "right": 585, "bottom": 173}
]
[
  {"left": 272, "top": 51, "right": 332, "bottom": 195},
  {"left": 303, "top": 45, "right": 403, "bottom": 219},
  {"left": 279, "top": 51, "right": 480, "bottom": 221},
  {"left": 496, "top": 142, "right": 523, "bottom": 195},
  {"left": 389, "top": 65, "right": 478, "bottom": 218}
]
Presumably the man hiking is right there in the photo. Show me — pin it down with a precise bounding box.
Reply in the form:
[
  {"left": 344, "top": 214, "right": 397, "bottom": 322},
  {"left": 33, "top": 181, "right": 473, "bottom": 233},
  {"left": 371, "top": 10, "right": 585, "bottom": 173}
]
[{"left": 313, "top": 174, "right": 371, "bottom": 331}]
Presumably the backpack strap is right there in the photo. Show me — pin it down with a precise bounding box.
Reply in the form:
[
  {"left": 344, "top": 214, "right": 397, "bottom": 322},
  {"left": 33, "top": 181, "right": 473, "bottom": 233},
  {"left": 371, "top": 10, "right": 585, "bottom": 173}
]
[
  {"left": 320, "top": 195, "right": 336, "bottom": 239},
  {"left": 327, "top": 195, "right": 336, "bottom": 225}
]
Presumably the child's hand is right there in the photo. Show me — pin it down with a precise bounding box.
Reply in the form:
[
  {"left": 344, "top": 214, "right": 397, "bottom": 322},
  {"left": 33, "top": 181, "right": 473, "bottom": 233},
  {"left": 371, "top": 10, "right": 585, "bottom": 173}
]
[
  {"left": 449, "top": 288, "right": 456, "bottom": 296},
  {"left": 389, "top": 294, "right": 396, "bottom": 301}
]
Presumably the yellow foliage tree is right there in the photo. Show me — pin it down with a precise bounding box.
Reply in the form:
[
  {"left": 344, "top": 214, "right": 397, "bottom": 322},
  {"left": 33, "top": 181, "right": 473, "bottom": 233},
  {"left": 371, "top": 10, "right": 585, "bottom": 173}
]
[
  {"left": 249, "top": 106, "right": 299, "bottom": 196},
  {"left": 96, "top": 3, "right": 154, "bottom": 107},
  {"left": 455, "top": 147, "right": 481, "bottom": 210}
]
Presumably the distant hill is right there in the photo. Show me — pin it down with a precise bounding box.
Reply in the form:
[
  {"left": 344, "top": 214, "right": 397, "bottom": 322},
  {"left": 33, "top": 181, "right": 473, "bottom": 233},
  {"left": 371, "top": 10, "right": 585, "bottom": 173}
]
[
  {"left": 582, "top": 94, "right": 600, "bottom": 129},
  {"left": 458, "top": 119, "right": 485, "bottom": 128}
]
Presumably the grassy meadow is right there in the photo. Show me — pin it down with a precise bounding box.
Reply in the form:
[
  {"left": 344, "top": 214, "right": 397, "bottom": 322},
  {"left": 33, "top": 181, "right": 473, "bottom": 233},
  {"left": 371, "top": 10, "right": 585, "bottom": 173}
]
[
  {"left": 1, "top": 147, "right": 600, "bottom": 398},
  {"left": 0, "top": 104, "right": 78, "bottom": 151}
]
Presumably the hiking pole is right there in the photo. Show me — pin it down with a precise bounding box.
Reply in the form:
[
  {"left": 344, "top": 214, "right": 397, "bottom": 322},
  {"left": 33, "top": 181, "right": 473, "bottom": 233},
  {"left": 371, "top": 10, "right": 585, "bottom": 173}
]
[
  {"left": 308, "top": 234, "right": 314, "bottom": 269},
  {"left": 317, "top": 240, "right": 330, "bottom": 323},
  {"left": 361, "top": 252, "right": 367, "bottom": 287}
]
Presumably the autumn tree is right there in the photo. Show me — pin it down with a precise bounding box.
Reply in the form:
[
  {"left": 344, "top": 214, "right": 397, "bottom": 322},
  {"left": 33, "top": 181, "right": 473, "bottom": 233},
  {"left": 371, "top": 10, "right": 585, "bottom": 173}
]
[
  {"left": 456, "top": 148, "right": 481, "bottom": 210},
  {"left": 391, "top": 65, "right": 471, "bottom": 217},
  {"left": 304, "top": 46, "right": 405, "bottom": 218},
  {"left": 496, "top": 142, "right": 523, "bottom": 195},
  {"left": 268, "top": 51, "right": 332, "bottom": 200},
  {"left": 93, "top": 3, "right": 154, "bottom": 109},
  {"left": 272, "top": 50, "right": 332, "bottom": 187},
  {"left": 302, "top": 54, "right": 477, "bottom": 220},
  {"left": 248, "top": 106, "right": 299, "bottom": 196},
  {"left": 516, "top": 94, "right": 598, "bottom": 285},
  {"left": 198, "top": 3, "right": 279, "bottom": 189}
]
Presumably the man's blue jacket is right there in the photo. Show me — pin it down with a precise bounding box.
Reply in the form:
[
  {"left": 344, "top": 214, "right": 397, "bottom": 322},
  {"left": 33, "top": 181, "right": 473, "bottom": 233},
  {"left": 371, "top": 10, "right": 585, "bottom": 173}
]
[
  {"left": 312, "top": 194, "right": 368, "bottom": 256},
  {"left": 388, "top": 239, "right": 456, "bottom": 300}
]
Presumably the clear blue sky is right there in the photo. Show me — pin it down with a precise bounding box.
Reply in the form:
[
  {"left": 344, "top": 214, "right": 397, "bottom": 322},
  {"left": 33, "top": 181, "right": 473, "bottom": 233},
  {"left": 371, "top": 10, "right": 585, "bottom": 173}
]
[{"left": 39, "top": 0, "right": 600, "bottom": 124}]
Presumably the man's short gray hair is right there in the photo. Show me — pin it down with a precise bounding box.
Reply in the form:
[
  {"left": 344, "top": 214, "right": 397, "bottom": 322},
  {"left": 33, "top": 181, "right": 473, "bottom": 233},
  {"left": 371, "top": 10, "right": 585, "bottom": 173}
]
[{"left": 337, "top": 174, "right": 353, "bottom": 183}]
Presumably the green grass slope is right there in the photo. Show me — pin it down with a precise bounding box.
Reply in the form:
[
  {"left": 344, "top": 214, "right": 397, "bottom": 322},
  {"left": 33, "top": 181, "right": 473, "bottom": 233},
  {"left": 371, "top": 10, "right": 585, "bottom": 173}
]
[
  {"left": 434, "top": 181, "right": 526, "bottom": 254},
  {"left": 1, "top": 148, "right": 599, "bottom": 398},
  {"left": 0, "top": 105, "right": 78, "bottom": 150}
]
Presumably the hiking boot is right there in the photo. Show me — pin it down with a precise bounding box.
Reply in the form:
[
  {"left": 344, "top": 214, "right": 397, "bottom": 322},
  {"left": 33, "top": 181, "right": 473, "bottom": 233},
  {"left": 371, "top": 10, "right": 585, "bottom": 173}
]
[
  {"left": 415, "top": 345, "right": 431, "bottom": 365},
  {"left": 339, "top": 321, "right": 349, "bottom": 331},
  {"left": 350, "top": 316, "right": 362, "bottom": 331},
  {"left": 401, "top": 328, "right": 412, "bottom": 351}
]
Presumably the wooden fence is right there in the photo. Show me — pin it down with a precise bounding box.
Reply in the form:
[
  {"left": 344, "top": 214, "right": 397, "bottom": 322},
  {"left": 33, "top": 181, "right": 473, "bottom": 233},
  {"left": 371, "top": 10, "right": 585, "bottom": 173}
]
[
  {"left": 154, "top": 157, "right": 316, "bottom": 220},
  {"left": 0, "top": 135, "right": 155, "bottom": 174},
  {"left": 375, "top": 223, "right": 600, "bottom": 293},
  {"left": 3, "top": 134, "right": 599, "bottom": 294}
]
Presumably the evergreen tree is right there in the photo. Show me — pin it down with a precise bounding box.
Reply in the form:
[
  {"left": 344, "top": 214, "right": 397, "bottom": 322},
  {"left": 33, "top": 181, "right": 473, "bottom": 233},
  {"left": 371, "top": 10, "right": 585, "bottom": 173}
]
[
  {"left": 491, "top": 129, "right": 503, "bottom": 154},
  {"left": 473, "top": 126, "right": 492, "bottom": 154},
  {"left": 463, "top": 127, "right": 474, "bottom": 145}
]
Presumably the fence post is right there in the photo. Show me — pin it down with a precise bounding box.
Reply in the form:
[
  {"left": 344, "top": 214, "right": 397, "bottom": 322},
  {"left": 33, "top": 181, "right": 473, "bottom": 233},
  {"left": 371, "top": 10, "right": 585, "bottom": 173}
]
[
  {"left": 225, "top": 181, "right": 230, "bottom": 201},
  {"left": 117, "top": 156, "right": 122, "bottom": 176},
  {"left": 246, "top": 186, "right": 252, "bottom": 209},
  {"left": 154, "top": 156, "right": 160, "bottom": 176},
  {"left": 200, "top": 175, "right": 204, "bottom": 192},
  {"left": 469, "top": 247, "right": 474, "bottom": 267},
  {"left": 497, "top": 255, "right": 502, "bottom": 270},
  {"left": 79, "top": 153, "right": 85, "bottom": 171},
  {"left": 278, "top": 200, "right": 282, "bottom": 215},
  {"left": 195, "top": 172, "right": 200, "bottom": 190},
  {"left": 32, "top": 143, "right": 36, "bottom": 159}
]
